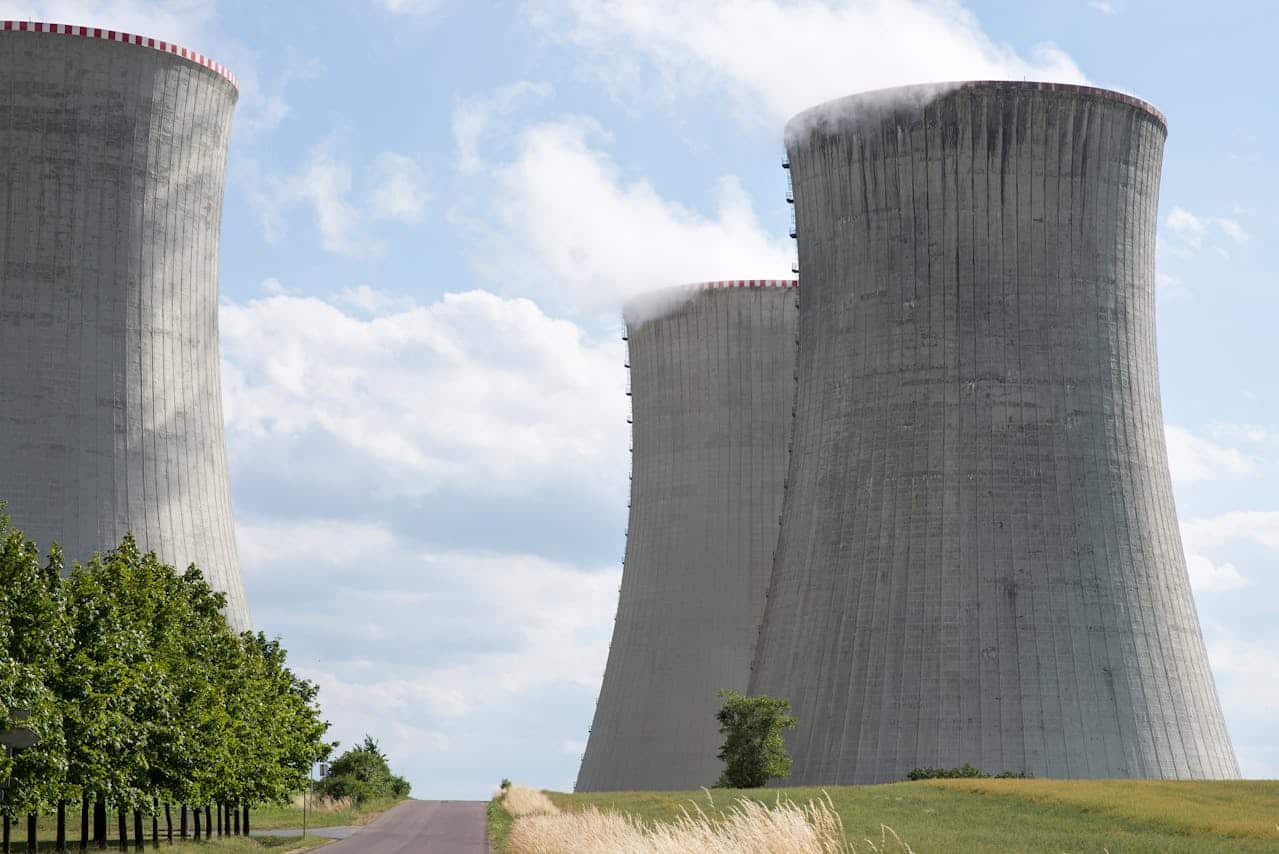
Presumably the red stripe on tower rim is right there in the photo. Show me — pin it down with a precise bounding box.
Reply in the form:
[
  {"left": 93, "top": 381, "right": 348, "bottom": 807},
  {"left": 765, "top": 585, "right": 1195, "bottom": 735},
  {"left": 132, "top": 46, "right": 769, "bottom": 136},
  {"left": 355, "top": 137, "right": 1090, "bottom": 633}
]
[{"left": 0, "top": 19, "right": 238, "bottom": 88}]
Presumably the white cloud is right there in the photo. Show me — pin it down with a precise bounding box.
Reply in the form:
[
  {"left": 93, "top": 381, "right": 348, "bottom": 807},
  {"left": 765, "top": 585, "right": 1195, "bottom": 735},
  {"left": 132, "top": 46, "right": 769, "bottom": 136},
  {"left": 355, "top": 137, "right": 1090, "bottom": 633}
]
[
  {"left": 0, "top": 0, "right": 215, "bottom": 44},
  {"left": 238, "top": 518, "right": 620, "bottom": 796},
  {"left": 1181, "top": 511, "right": 1279, "bottom": 552},
  {"left": 453, "top": 80, "right": 553, "bottom": 174},
  {"left": 529, "top": 0, "right": 1087, "bottom": 124},
  {"left": 248, "top": 145, "right": 430, "bottom": 257},
  {"left": 368, "top": 152, "right": 430, "bottom": 225},
  {"left": 1155, "top": 271, "right": 1190, "bottom": 302},
  {"left": 220, "top": 284, "right": 628, "bottom": 500},
  {"left": 1207, "top": 422, "right": 1279, "bottom": 445},
  {"left": 1164, "top": 206, "right": 1250, "bottom": 257},
  {"left": 1087, "top": 0, "right": 1117, "bottom": 14},
  {"left": 1217, "top": 218, "right": 1250, "bottom": 245},
  {"left": 1204, "top": 627, "right": 1279, "bottom": 777},
  {"left": 380, "top": 0, "right": 441, "bottom": 14},
  {"left": 1184, "top": 553, "right": 1250, "bottom": 593},
  {"left": 481, "top": 116, "right": 793, "bottom": 313},
  {"left": 1165, "top": 424, "right": 1257, "bottom": 483}
]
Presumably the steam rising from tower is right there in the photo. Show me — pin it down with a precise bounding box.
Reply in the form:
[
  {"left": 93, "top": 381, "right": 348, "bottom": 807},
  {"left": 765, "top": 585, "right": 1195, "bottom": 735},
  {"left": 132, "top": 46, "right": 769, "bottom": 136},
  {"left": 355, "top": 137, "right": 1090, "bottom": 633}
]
[{"left": 0, "top": 22, "right": 250, "bottom": 629}]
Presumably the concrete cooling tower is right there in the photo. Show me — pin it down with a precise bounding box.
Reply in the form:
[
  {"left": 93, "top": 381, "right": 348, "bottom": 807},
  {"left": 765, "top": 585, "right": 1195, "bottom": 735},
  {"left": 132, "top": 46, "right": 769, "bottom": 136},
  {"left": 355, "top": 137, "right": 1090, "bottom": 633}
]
[
  {"left": 577, "top": 280, "right": 799, "bottom": 792},
  {"left": 0, "top": 22, "right": 249, "bottom": 629},
  {"left": 750, "top": 82, "right": 1238, "bottom": 782}
]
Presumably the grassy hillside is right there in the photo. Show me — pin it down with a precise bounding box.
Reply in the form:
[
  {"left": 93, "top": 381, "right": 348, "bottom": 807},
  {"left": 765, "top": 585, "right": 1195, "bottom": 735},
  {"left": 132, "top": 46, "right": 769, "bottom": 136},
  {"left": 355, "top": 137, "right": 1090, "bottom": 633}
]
[{"left": 510, "top": 779, "right": 1279, "bottom": 853}]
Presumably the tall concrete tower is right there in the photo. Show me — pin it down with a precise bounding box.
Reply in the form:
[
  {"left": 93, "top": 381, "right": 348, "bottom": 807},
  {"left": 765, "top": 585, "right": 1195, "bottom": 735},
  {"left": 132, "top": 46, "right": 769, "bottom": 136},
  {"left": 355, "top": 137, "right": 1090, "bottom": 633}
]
[
  {"left": 750, "top": 82, "right": 1238, "bottom": 782},
  {"left": 0, "top": 22, "right": 249, "bottom": 629},
  {"left": 577, "top": 280, "right": 798, "bottom": 791}
]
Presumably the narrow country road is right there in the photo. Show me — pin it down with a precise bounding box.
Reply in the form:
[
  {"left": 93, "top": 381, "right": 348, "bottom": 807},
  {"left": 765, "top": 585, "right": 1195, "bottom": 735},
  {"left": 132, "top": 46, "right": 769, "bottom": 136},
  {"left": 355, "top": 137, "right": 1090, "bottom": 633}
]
[{"left": 319, "top": 799, "right": 489, "bottom": 853}]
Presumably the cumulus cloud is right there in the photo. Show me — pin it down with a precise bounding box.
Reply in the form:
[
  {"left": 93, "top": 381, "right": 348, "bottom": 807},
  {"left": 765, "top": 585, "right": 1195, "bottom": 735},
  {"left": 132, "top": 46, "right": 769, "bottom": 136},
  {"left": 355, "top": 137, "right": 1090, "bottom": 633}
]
[
  {"left": 238, "top": 518, "right": 619, "bottom": 797},
  {"left": 480, "top": 116, "right": 793, "bottom": 313},
  {"left": 1165, "top": 424, "right": 1257, "bottom": 483},
  {"left": 1087, "top": 0, "right": 1117, "bottom": 14},
  {"left": 220, "top": 284, "right": 628, "bottom": 500},
  {"left": 528, "top": 0, "right": 1088, "bottom": 124}
]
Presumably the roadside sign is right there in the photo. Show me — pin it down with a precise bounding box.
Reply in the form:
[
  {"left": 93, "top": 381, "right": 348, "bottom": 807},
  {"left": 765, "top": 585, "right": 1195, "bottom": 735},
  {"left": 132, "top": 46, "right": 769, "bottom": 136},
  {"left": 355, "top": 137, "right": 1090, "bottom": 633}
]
[{"left": 0, "top": 729, "right": 38, "bottom": 750}]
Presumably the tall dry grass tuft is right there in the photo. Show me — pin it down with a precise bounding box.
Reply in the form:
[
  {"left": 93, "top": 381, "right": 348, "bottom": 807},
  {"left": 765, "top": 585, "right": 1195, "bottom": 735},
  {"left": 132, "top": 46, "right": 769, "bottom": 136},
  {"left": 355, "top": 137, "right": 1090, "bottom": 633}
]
[
  {"left": 502, "top": 784, "right": 562, "bottom": 817},
  {"left": 289, "top": 793, "right": 353, "bottom": 812},
  {"left": 504, "top": 790, "right": 913, "bottom": 854}
]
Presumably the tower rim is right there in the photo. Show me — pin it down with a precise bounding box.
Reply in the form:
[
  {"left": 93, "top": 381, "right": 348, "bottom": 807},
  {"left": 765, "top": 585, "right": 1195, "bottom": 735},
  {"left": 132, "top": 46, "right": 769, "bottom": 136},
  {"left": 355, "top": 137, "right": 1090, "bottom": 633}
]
[
  {"left": 785, "top": 80, "right": 1166, "bottom": 141},
  {"left": 1, "top": 19, "right": 237, "bottom": 88}
]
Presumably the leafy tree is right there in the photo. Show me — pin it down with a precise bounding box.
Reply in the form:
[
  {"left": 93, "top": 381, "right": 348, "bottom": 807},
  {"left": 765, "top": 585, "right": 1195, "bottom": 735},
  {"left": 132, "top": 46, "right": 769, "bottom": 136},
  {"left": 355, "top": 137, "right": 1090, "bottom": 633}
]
[
  {"left": 316, "top": 736, "right": 410, "bottom": 805},
  {"left": 0, "top": 513, "right": 69, "bottom": 832},
  {"left": 714, "top": 690, "right": 797, "bottom": 788},
  {"left": 0, "top": 510, "right": 334, "bottom": 847}
]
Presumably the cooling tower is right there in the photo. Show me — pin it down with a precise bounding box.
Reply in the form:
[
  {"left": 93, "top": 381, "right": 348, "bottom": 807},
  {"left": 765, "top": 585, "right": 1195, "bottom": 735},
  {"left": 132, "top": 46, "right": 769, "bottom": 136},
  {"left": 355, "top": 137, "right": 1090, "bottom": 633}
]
[
  {"left": 750, "top": 81, "right": 1238, "bottom": 782},
  {"left": 577, "top": 280, "right": 799, "bottom": 792},
  {"left": 0, "top": 22, "right": 249, "bottom": 629}
]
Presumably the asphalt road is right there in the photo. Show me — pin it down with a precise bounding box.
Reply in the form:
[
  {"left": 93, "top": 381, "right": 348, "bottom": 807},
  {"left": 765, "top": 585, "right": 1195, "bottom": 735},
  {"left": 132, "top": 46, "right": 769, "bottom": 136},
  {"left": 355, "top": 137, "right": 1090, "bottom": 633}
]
[{"left": 319, "top": 799, "right": 489, "bottom": 853}]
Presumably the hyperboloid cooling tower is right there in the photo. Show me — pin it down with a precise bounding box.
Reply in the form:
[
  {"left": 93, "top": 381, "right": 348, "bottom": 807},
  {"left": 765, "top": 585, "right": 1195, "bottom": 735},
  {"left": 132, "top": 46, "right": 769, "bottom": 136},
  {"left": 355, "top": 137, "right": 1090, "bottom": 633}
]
[
  {"left": 577, "top": 280, "right": 799, "bottom": 792},
  {"left": 749, "top": 81, "right": 1238, "bottom": 782},
  {"left": 0, "top": 22, "right": 249, "bottom": 629}
]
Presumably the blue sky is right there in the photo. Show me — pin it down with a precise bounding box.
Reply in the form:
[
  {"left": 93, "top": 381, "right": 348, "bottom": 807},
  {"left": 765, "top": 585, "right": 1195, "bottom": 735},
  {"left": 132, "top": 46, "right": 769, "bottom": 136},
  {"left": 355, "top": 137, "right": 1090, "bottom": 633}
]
[{"left": 7, "top": 0, "right": 1276, "bottom": 797}]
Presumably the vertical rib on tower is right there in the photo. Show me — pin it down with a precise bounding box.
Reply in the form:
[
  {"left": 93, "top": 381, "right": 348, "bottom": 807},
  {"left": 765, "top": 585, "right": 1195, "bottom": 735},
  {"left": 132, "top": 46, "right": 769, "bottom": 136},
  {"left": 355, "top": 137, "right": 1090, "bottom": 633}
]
[
  {"left": 577, "top": 281, "right": 798, "bottom": 792},
  {"left": 750, "top": 81, "right": 1237, "bottom": 782},
  {"left": 0, "top": 23, "right": 249, "bottom": 629}
]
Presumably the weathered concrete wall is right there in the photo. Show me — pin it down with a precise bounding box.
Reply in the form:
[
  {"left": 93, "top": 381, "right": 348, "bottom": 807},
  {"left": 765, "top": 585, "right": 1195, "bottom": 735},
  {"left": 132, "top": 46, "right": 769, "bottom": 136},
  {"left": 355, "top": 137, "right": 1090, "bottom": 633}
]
[
  {"left": 0, "top": 26, "right": 249, "bottom": 630},
  {"left": 577, "top": 281, "right": 799, "bottom": 791},
  {"left": 750, "top": 82, "right": 1238, "bottom": 782}
]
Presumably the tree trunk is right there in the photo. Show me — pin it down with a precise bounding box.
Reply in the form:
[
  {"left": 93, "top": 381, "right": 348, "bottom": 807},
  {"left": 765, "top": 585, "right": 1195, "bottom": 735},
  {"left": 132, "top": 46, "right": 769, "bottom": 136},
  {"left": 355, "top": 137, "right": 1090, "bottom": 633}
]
[
  {"left": 80, "top": 796, "right": 89, "bottom": 852},
  {"left": 191, "top": 807, "right": 199, "bottom": 842},
  {"left": 56, "top": 800, "right": 66, "bottom": 852},
  {"left": 178, "top": 806, "right": 186, "bottom": 840},
  {"left": 25, "top": 813, "right": 35, "bottom": 854},
  {"left": 164, "top": 803, "right": 172, "bottom": 844},
  {"left": 215, "top": 804, "right": 221, "bottom": 838},
  {"left": 203, "top": 807, "right": 211, "bottom": 840},
  {"left": 242, "top": 805, "right": 249, "bottom": 838},
  {"left": 116, "top": 807, "right": 126, "bottom": 852},
  {"left": 233, "top": 803, "right": 240, "bottom": 836},
  {"left": 94, "top": 797, "right": 106, "bottom": 849},
  {"left": 3, "top": 815, "right": 9, "bottom": 854},
  {"left": 150, "top": 801, "right": 157, "bottom": 849},
  {"left": 132, "top": 810, "right": 142, "bottom": 851}
]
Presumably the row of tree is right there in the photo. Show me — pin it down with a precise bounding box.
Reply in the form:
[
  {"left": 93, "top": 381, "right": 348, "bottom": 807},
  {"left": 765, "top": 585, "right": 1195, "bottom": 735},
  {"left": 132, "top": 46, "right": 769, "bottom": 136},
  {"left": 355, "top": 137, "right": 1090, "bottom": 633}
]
[{"left": 0, "top": 507, "right": 332, "bottom": 850}]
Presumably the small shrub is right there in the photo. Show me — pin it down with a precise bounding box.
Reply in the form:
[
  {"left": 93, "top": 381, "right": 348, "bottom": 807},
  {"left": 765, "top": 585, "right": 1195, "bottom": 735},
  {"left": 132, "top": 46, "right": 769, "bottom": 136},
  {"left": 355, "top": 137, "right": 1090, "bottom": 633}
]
[
  {"left": 501, "top": 778, "right": 512, "bottom": 790},
  {"left": 315, "top": 735, "right": 412, "bottom": 805},
  {"left": 714, "top": 689, "right": 797, "bottom": 789},
  {"left": 906, "top": 764, "right": 1029, "bottom": 780}
]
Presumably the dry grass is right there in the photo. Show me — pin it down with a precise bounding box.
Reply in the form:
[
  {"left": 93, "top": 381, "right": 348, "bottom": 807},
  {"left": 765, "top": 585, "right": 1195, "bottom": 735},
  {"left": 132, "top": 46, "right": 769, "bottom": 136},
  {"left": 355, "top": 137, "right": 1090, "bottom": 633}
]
[
  {"left": 503, "top": 784, "right": 562, "bottom": 817},
  {"left": 503, "top": 788, "right": 912, "bottom": 854},
  {"left": 288, "top": 792, "right": 354, "bottom": 813}
]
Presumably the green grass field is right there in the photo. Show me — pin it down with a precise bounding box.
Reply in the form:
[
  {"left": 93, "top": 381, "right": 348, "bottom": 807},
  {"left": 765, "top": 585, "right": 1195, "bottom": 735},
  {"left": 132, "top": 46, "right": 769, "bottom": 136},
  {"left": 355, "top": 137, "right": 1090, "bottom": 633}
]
[{"left": 516, "top": 779, "right": 1279, "bottom": 853}]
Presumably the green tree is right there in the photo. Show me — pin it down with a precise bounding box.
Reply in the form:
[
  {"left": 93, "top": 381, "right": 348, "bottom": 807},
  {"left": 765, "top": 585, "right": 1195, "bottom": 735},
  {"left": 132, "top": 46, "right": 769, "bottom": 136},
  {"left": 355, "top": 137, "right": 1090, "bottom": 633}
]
[
  {"left": 316, "top": 736, "right": 409, "bottom": 805},
  {"left": 0, "top": 512, "right": 69, "bottom": 835},
  {"left": 713, "top": 690, "right": 797, "bottom": 788}
]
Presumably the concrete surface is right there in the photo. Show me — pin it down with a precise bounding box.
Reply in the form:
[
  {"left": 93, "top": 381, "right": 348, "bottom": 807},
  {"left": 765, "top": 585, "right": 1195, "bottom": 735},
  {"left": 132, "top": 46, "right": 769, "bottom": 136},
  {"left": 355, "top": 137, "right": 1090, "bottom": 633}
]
[
  {"left": 317, "top": 800, "right": 488, "bottom": 854},
  {"left": 253, "top": 825, "right": 358, "bottom": 839},
  {"left": 0, "top": 28, "right": 250, "bottom": 628},
  {"left": 577, "top": 282, "right": 799, "bottom": 791},
  {"left": 749, "top": 81, "right": 1238, "bottom": 783}
]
